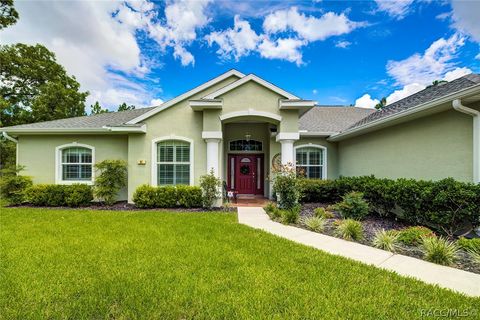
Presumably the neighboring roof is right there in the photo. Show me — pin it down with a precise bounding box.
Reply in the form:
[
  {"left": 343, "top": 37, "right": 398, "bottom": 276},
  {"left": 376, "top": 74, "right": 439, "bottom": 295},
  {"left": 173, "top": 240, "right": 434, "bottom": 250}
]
[
  {"left": 299, "top": 106, "right": 375, "bottom": 133},
  {"left": 126, "top": 69, "right": 245, "bottom": 124},
  {"left": 347, "top": 74, "right": 480, "bottom": 131},
  {"left": 1, "top": 107, "right": 154, "bottom": 132},
  {"left": 203, "top": 73, "right": 299, "bottom": 100}
]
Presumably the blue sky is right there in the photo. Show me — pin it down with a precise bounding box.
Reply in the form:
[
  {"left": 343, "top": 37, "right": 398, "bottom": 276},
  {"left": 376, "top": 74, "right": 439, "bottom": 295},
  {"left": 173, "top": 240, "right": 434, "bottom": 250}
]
[{"left": 2, "top": 0, "right": 479, "bottom": 110}]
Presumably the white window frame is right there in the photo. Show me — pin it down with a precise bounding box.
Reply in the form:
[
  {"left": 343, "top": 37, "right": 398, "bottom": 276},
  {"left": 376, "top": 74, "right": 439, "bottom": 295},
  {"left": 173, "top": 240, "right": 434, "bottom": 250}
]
[
  {"left": 55, "top": 142, "right": 95, "bottom": 185},
  {"left": 294, "top": 144, "right": 327, "bottom": 180},
  {"left": 151, "top": 135, "right": 194, "bottom": 186}
]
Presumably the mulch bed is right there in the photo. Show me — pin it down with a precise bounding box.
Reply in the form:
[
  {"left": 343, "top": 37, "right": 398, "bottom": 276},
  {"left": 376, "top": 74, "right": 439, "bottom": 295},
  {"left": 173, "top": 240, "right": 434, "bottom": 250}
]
[
  {"left": 297, "top": 203, "right": 480, "bottom": 275},
  {"left": 6, "top": 202, "right": 237, "bottom": 212}
]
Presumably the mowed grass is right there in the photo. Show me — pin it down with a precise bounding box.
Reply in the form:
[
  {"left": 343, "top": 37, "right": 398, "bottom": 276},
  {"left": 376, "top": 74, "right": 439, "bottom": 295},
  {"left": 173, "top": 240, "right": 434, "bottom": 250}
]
[{"left": 0, "top": 208, "right": 478, "bottom": 319}]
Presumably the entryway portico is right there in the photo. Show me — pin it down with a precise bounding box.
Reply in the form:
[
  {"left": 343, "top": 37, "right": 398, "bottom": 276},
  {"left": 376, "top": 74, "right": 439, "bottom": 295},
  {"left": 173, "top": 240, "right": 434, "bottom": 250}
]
[{"left": 190, "top": 73, "right": 314, "bottom": 198}]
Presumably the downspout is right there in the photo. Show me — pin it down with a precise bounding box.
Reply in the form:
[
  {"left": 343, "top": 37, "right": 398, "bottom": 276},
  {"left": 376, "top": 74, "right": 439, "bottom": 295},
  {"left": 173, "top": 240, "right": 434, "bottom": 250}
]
[
  {"left": 2, "top": 131, "right": 18, "bottom": 143},
  {"left": 452, "top": 99, "right": 480, "bottom": 183}
]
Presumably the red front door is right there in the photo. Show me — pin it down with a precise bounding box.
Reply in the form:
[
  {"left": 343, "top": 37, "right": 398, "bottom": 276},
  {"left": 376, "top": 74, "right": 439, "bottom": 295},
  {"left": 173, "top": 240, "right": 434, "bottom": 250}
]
[{"left": 228, "top": 154, "right": 263, "bottom": 195}]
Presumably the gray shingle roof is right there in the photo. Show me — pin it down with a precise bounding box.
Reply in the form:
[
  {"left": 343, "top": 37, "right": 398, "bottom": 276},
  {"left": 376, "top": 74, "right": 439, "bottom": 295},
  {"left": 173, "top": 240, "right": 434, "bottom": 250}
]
[
  {"left": 1, "top": 107, "right": 154, "bottom": 130},
  {"left": 300, "top": 106, "right": 375, "bottom": 133},
  {"left": 347, "top": 74, "right": 480, "bottom": 131}
]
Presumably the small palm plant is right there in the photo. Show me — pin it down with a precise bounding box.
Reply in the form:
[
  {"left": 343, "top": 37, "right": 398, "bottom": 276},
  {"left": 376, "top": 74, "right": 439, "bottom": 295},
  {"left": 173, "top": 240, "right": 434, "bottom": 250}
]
[
  {"left": 303, "top": 216, "right": 326, "bottom": 232},
  {"left": 372, "top": 229, "right": 399, "bottom": 252},
  {"left": 421, "top": 237, "right": 459, "bottom": 266},
  {"left": 335, "top": 219, "right": 364, "bottom": 241}
]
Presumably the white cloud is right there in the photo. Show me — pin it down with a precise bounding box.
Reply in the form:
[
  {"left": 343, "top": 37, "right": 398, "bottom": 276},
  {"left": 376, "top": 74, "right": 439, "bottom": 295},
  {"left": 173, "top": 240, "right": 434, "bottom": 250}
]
[
  {"left": 450, "top": 0, "right": 480, "bottom": 43},
  {"left": 205, "top": 15, "right": 260, "bottom": 61},
  {"left": 147, "top": 0, "right": 212, "bottom": 66},
  {"left": 312, "top": 89, "right": 318, "bottom": 95},
  {"left": 386, "top": 34, "right": 466, "bottom": 86},
  {"left": 258, "top": 37, "right": 306, "bottom": 65},
  {"left": 442, "top": 67, "right": 472, "bottom": 82},
  {"left": 335, "top": 40, "right": 351, "bottom": 49},
  {"left": 476, "top": 53, "right": 480, "bottom": 60},
  {"left": 355, "top": 94, "right": 379, "bottom": 109},
  {"left": 263, "top": 7, "right": 364, "bottom": 42},
  {"left": 374, "top": 0, "right": 414, "bottom": 20},
  {"left": 386, "top": 83, "right": 425, "bottom": 104},
  {"left": 149, "top": 98, "right": 164, "bottom": 106}
]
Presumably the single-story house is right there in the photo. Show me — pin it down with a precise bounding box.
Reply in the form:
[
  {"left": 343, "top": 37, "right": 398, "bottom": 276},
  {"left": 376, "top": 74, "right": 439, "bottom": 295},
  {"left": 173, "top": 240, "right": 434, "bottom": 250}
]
[{"left": 2, "top": 69, "right": 479, "bottom": 202}]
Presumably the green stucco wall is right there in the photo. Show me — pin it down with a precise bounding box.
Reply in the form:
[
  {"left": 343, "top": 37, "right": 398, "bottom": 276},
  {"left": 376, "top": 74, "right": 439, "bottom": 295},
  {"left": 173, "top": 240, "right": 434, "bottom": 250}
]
[
  {"left": 17, "top": 134, "right": 129, "bottom": 199},
  {"left": 338, "top": 109, "right": 474, "bottom": 182}
]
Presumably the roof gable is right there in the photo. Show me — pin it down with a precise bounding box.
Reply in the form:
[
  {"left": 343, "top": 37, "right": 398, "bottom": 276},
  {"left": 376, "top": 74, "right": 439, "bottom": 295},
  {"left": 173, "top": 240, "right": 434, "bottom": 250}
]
[
  {"left": 126, "top": 69, "right": 245, "bottom": 124},
  {"left": 203, "top": 74, "right": 298, "bottom": 100}
]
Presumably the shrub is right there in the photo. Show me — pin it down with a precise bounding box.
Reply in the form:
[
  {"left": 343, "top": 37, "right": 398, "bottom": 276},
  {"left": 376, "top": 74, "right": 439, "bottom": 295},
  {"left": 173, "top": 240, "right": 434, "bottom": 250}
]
[
  {"left": 398, "top": 226, "right": 435, "bottom": 246},
  {"left": 372, "top": 229, "right": 399, "bottom": 252},
  {"left": 199, "top": 169, "right": 221, "bottom": 208},
  {"left": 314, "top": 207, "right": 335, "bottom": 219},
  {"left": 298, "top": 179, "right": 339, "bottom": 203},
  {"left": 335, "top": 219, "right": 364, "bottom": 241},
  {"left": 176, "top": 185, "right": 202, "bottom": 208},
  {"left": 64, "top": 184, "right": 93, "bottom": 207},
  {"left": 421, "top": 237, "right": 459, "bottom": 266},
  {"left": 94, "top": 160, "right": 128, "bottom": 206},
  {"left": 457, "top": 238, "right": 480, "bottom": 265},
  {"left": 132, "top": 185, "right": 157, "bottom": 208},
  {"left": 263, "top": 202, "right": 277, "bottom": 214},
  {"left": 332, "top": 192, "right": 369, "bottom": 220},
  {"left": 0, "top": 166, "right": 33, "bottom": 205},
  {"left": 132, "top": 185, "right": 203, "bottom": 209},
  {"left": 303, "top": 216, "right": 325, "bottom": 232},
  {"left": 272, "top": 164, "right": 300, "bottom": 210},
  {"left": 279, "top": 206, "right": 300, "bottom": 224},
  {"left": 25, "top": 184, "right": 92, "bottom": 207},
  {"left": 157, "top": 186, "right": 178, "bottom": 208}
]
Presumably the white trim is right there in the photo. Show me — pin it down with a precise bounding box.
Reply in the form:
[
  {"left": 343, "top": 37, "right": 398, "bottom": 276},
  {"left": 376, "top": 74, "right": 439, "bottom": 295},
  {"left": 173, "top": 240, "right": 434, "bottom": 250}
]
[
  {"left": 2, "top": 131, "right": 18, "bottom": 143},
  {"left": 329, "top": 84, "right": 480, "bottom": 141},
  {"left": 55, "top": 142, "right": 95, "bottom": 185},
  {"left": 2, "top": 126, "right": 145, "bottom": 134},
  {"left": 127, "top": 70, "right": 245, "bottom": 124},
  {"left": 294, "top": 144, "right": 328, "bottom": 180},
  {"left": 202, "top": 131, "right": 223, "bottom": 139},
  {"left": 204, "top": 74, "right": 299, "bottom": 100},
  {"left": 276, "top": 132, "right": 300, "bottom": 141},
  {"left": 220, "top": 109, "right": 282, "bottom": 122},
  {"left": 279, "top": 100, "right": 316, "bottom": 109},
  {"left": 300, "top": 131, "right": 338, "bottom": 137},
  {"left": 151, "top": 135, "right": 194, "bottom": 187},
  {"left": 189, "top": 100, "right": 223, "bottom": 111},
  {"left": 103, "top": 125, "right": 146, "bottom": 132}
]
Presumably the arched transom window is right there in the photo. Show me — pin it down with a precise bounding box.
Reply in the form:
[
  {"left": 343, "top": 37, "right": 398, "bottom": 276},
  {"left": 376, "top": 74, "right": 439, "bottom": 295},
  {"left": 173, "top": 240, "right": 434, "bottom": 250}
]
[
  {"left": 229, "top": 140, "right": 262, "bottom": 151},
  {"left": 61, "top": 147, "right": 93, "bottom": 181},
  {"left": 157, "top": 140, "right": 191, "bottom": 185},
  {"left": 295, "top": 146, "right": 326, "bottom": 179}
]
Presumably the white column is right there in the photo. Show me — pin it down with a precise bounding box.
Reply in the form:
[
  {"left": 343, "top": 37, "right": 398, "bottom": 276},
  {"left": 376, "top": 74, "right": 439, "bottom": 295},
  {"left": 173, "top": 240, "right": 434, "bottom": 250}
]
[
  {"left": 276, "top": 132, "right": 299, "bottom": 166},
  {"left": 279, "top": 140, "right": 295, "bottom": 165},
  {"left": 205, "top": 138, "right": 221, "bottom": 176}
]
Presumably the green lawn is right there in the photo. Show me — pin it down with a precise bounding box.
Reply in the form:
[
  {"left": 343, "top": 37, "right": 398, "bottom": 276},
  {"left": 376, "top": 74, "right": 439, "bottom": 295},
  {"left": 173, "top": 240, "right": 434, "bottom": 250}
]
[{"left": 0, "top": 208, "right": 478, "bottom": 319}]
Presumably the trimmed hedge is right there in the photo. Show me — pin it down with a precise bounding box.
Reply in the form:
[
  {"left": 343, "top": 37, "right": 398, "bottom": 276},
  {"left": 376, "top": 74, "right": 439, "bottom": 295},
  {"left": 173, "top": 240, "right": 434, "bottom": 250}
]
[
  {"left": 25, "top": 184, "right": 93, "bottom": 207},
  {"left": 133, "top": 185, "right": 203, "bottom": 208},
  {"left": 298, "top": 176, "right": 480, "bottom": 236}
]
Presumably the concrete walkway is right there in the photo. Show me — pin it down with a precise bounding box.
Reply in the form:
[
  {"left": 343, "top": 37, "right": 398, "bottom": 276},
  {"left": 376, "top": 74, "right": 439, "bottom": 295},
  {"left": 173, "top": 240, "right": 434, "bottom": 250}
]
[{"left": 237, "top": 207, "right": 480, "bottom": 297}]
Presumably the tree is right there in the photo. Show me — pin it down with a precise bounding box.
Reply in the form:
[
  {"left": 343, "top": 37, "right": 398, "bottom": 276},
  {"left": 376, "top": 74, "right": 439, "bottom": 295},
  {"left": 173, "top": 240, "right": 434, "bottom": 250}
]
[
  {"left": 375, "top": 97, "right": 387, "bottom": 110},
  {"left": 0, "top": 43, "right": 88, "bottom": 127},
  {"left": 0, "top": 0, "right": 18, "bottom": 30},
  {"left": 90, "top": 101, "right": 109, "bottom": 115},
  {"left": 117, "top": 102, "right": 135, "bottom": 111}
]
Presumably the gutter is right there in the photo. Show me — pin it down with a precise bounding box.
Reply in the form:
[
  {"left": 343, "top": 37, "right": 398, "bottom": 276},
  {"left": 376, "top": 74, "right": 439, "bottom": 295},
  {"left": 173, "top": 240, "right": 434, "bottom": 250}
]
[
  {"left": 329, "top": 83, "right": 480, "bottom": 142},
  {"left": 2, "top": 131, "right": 18, "bottom": 143},
  {"left": 452, "top": 99, "right": 480, "bottom": 183}
]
